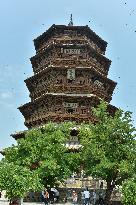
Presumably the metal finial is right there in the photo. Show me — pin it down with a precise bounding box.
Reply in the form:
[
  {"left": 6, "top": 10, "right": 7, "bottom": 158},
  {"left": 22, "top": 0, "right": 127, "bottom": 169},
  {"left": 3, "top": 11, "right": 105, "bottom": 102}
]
[{"left": 68, "top": 14, "right": 73, "bottom": 26}]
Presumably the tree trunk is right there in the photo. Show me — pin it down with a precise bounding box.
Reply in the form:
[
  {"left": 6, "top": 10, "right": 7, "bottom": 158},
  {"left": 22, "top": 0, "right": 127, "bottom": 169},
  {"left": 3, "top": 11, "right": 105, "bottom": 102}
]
[{"left": 104, "top": 181, "right": 113, "bottom": 205}]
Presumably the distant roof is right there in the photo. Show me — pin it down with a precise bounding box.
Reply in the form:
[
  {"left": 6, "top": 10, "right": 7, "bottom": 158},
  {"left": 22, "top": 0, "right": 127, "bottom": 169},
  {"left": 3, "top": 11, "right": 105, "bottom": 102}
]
[
  {"left": 34, "top": 24, "right": 107, "bottom": 51},
  {"left": 0, "top": 150, "right": 5, "bottom": 155},
  {"left": 11, "top": 130, "right": 27, "bottom": 139}
]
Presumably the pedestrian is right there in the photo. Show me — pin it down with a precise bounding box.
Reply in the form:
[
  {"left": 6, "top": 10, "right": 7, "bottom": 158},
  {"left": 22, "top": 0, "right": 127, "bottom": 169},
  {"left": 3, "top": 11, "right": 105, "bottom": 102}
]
[
  {"left": 48, "top": 189, "right": 55, "bottom": 204},
  {"left": 72, "top": 190, "right": 78, "bottom": 205},
  {"left": 51, "top": 187, "right": 59, "bottom": 202},
  {"left": 42, "top": 189, "right": 49, "bottom": 205},
  {"left": 100, "top": 182, "right": 103, "bottom": 189},
  {"left": 92, "top": 190, "right": 96, "bottom": 205},
  {"left": 83, "top": 187, "right": 90, "bottom": 205},
  {"left": 98, "top": 192, "right": 104, "bottom": 205},
  {"left": 55, "top": 189, "right": 59, "bottom": 202}
]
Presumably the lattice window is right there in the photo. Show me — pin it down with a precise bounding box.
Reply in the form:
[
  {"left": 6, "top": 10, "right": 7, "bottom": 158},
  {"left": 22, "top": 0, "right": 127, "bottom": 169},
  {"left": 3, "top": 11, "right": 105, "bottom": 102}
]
[
  {"left": 55, "top": 75, "right": 64, "bottom": 84},
  {"left": 81, "top": 108, "right": 88, "bottom": 114},
  {"left": 77, "top": 77, "right": 86, "bottom": 85},
  {"left": 54, "top": 107, "right": 62, "bottom": 113},
  {"left": 65, "top": 108, "right": 77, "bottom": 114}
]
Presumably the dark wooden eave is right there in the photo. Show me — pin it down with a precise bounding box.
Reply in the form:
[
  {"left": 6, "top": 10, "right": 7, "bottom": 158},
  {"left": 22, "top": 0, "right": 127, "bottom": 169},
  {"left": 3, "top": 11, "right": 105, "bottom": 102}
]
[
  {"left": 24, "top": 66, "right": 117, "bottom": 94},
  {"left": 18, "top": 93, "right": 100, "bottom": 110},
  {"left": 11, "top": 131, "right": 26, "bottom": 140},
  {"left": 30, "top": 43, "right": 110, "bottom": 69},
  {"left": 33, "top": 25, "right": 107, "bottom": 53},
  {"left": 18, "top": 93, "right": 117, "bottom": 118},
  {"left": 0, "top": 150, "right": 5, "bottom": 156},
  {"left": 25, "top": 65, "right": 116, "bottom": 85}
]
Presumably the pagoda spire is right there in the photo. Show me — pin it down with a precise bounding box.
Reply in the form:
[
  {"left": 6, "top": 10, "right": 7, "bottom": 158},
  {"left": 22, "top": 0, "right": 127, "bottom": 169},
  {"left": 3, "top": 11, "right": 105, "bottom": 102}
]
[{"left": 68, "top": 14, "right": 73, "bottom": 26}]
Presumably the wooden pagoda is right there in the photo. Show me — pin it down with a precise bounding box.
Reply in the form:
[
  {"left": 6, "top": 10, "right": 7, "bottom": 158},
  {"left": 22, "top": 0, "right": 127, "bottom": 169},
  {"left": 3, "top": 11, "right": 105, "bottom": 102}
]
[{"left": 12, "top": 21, "right": 117, "bottom": 140}]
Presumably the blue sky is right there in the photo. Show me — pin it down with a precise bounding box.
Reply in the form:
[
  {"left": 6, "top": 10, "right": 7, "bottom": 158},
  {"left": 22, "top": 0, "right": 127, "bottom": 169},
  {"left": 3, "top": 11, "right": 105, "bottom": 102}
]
[{"left": 0, "top": 0, "right": 136, "bottom": 154}]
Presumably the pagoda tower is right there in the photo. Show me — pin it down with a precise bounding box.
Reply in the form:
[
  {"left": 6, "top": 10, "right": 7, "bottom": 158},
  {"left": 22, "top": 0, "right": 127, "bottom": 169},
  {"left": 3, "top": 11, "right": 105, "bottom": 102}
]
[{"left": 12, "top": 20, "right": 117, "bottom": 139}]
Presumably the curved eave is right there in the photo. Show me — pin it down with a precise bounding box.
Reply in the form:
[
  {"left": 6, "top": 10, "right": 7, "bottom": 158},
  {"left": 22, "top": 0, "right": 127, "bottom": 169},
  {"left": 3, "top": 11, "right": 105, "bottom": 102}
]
[
  {"left": 30, "top": 42, "right": 54, "bottom": 61},
  {"left": 0, "top": 150, "right": 5, "bottom": 156},
  {"left": 34, "top": 24, "right": 55, "bottom": 47},
  {"left": 30, "top": 42, "right": 110, "bottom": 67},
  {"left": 34, "top": 25, "right": 107, "bottom": 52},
  {"left": 25, "top": 65, "right": 117, "bottom": 93},
  {"left": 11, "top": 131, "right": 26, "bottom": 140},
  {"left": 18, "top": 92, "right": 117, "bottom": 113},
  {"left": 18, "top": 93, "right": 99, "bottom": 111}
]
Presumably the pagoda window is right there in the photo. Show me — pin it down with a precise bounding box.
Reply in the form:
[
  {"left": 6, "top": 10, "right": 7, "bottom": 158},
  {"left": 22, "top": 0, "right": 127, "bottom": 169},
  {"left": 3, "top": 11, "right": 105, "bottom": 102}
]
[
  {"left": 66, "top": 108, "right": 77, "bottom": 114},
  {"left": 88, "top": 79, "right": 92, "bottom": 85},
  {"left": 68, "top": 108, "right": 74, "bottom": 114},
  {"left": 81, "top": 108, "right": 88, "bottom": 114},
  {"left": 56, "top": 78, "right": 63, "bottom": 84},
  {"left": 54, "top": 107, "right": 62, "bottom": 113},
  {"left": 67, "top": 79, "right": 74, "bottom": 83},
  {"left": 77, "top": 77, "right": 86, "bottom": 85},
  {"left": 80, "top": 79, "right": 85, "bottom": 85},
  {"left": 70, "top": 128, "right": 79, "bottom": 137},
  {"left": 56, "top": 75, "right": 63, "bottom": 84}
]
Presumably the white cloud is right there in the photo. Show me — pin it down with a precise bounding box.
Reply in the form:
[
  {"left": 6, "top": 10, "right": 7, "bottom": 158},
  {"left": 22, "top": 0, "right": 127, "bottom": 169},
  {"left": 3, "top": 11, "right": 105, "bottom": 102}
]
[{"left": 0, "top": 92, "right": 13, "bottom": 99}]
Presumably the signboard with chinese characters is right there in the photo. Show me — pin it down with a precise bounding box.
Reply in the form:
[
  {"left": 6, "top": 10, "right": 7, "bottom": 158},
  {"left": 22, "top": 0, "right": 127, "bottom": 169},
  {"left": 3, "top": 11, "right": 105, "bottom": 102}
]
[
  {"left": 67, "top": 69, "right": 75, "bottom": 80},
  {"left": 61, "top": 48, "right": 81, "bottom": 55},
  {"left": 63, "top": 102, "right": 78, "bottom": 108}
]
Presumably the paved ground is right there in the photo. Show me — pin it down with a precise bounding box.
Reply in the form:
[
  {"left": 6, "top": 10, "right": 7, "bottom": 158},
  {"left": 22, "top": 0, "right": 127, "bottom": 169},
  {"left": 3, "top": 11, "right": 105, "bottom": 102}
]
[
  {"left": 0, "top": 200, "right": 43, "bottom": 205},
  {"left": 0, "top": 200, "right": 71, "bottom": 205}
]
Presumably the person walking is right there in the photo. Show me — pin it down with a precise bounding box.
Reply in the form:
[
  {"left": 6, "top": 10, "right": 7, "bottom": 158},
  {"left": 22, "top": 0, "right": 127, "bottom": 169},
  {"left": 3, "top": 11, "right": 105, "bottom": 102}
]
[
  {"left": 51, "top": 187, "right": 59, "bottom": 202},
  {"left": 83, "top": 187, "right": 90, "bottom": 205},
  {"left": 92, "top": 190, "right": 96, "bottom": 205},
  {"left": 48, "top": 189, "right": 55, "bottom": 204},
  {"left": 42, "top": 189, "right": 49, "bottom": 205},
  {"left": 72, "top": 190, "right": 78, "bottom": 205},
  {"left": 98, "top": 192, "right": 104, "bottom": 205}
]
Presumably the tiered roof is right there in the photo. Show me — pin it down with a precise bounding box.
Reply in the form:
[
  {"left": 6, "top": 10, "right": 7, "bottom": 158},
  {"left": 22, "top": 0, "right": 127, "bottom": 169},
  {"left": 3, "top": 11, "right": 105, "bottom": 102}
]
[{"left": 10, "top": 23, "right": 117, "bottom": 139}]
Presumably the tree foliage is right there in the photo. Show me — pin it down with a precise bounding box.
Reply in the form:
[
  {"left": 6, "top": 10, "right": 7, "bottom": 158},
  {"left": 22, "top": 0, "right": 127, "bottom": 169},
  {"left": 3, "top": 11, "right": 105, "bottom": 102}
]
[
  {"left": 121, "top": 177, "right": 136, "bottom": 205},
  {"left": 0, "top": 160, "right": 43, "bottom": 200},
  {"left": 0, "top": 102, "right": 135, "bottom": 204},
  {"left": 79, "top": 101, "right": 136, "bottom": 204},
  {"left": 0, "top": 122, "right": 81, "bottom": 200}
]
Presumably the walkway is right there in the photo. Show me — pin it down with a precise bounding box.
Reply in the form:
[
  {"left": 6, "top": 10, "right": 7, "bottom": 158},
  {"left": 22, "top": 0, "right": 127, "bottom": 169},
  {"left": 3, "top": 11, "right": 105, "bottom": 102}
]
[{"left": 0, "top": 200, "right": 71, "bottom": 205}]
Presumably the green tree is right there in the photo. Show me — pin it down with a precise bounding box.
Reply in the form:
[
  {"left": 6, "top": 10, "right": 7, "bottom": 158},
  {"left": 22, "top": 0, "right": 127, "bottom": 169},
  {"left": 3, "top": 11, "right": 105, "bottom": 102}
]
[
  {"left": 79, "top": 101, "right": 136, "bottom": 205},
  {"left": 0, "top": 160, "right": 43, "bottom": 203},
  {"left": 121, "top": 177, "right": 136, "bottom": 205},
  {"left": 0, "top": 122, "right": 81, "bottom": 202},
  {"left": 1, "top": 102, "right": 135, "bottom": 205}
]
